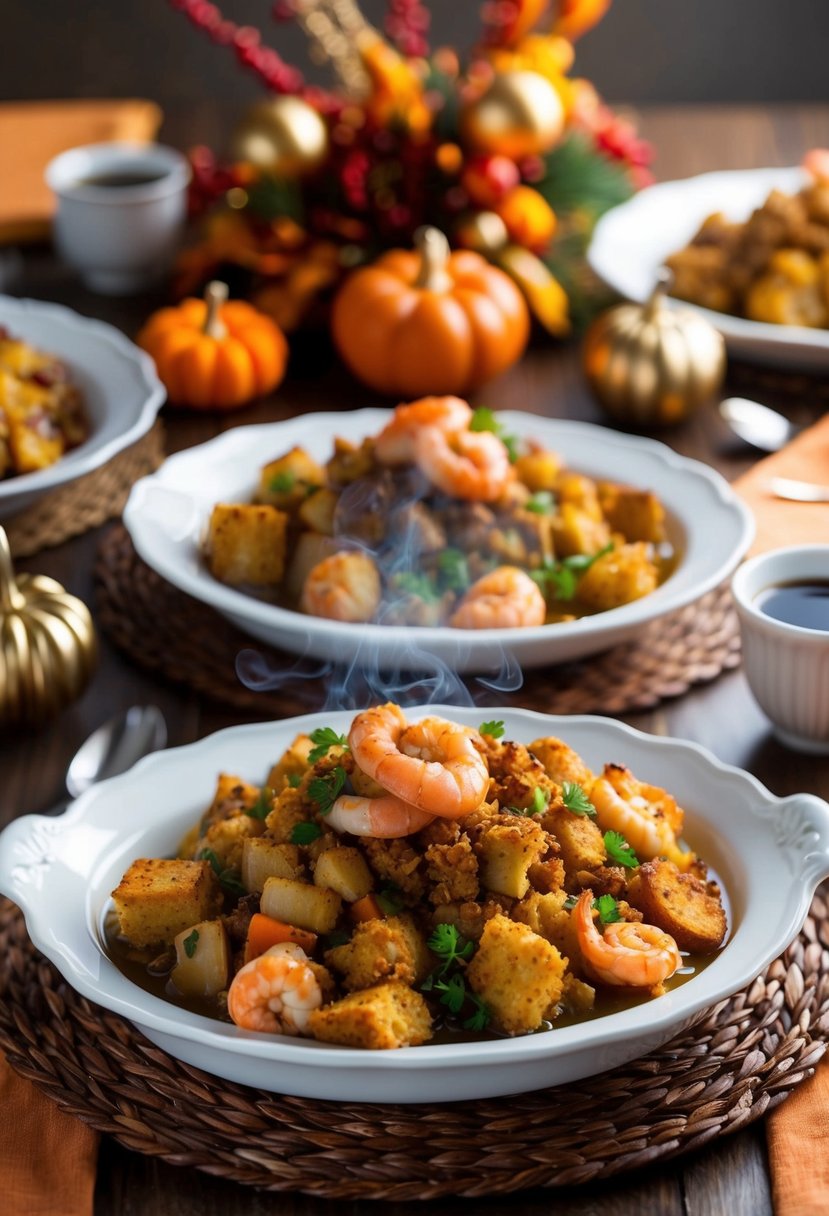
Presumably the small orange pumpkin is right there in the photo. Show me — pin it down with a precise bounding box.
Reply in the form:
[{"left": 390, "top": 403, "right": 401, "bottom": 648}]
[
  {"left": 331, "top": 226, "right": 530, "bottom": 397},
  {"left": 137, "top": 281, "right": 288, "bottom": 409}
]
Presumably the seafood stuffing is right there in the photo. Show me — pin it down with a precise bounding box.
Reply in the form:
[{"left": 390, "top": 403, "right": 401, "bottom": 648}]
[
  {"left": 201, "top": 397, "right": 675, "bottom": 629},
  {"left": 0, "top": 328, "right": 88, "bottom": 477},
  {"left": 109, "top": 706, "right": 728, "bottom": 1050}
]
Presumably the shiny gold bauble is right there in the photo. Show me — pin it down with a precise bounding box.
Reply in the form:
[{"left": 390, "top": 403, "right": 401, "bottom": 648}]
[
  {"left": 460, "top": 70, "right": 565, "bottom": 160},
  {"left": 455, "top": 210, "right": 509, "bottom": 254},
  {"left": 231, "top": 97, "right": 329, "bottom": 177},
  {"left": 0, "top": 527, "right": 97, "bottom": 727},
  {"left": 583, "top": 273, "right": 726, "bottom": 426}
]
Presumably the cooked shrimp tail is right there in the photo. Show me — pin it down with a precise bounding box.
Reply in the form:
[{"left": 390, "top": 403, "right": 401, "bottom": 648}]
[
  {"left": 226, "top": 943, "right": 323, "bottom": 1034},
  {"left": 591, "top": 764, "right": 691, "bottom": 868},
  {"left": 449, "top": 566, "right": 546, "bottom": 629},
  {"left": 375, "top": 396, "right": 473, "bottom": 465},
  {"left": 573, "top": 890, "right": 681, "bottom": 991},
  {"left": 300, "top": 550, "right": 382, "bottom": 623},
  {"left": 327, "top": 793, "right": 435, "bottom": 838},
  {"left": 414, "top": 426, "right": 512, "bottom": 502}
]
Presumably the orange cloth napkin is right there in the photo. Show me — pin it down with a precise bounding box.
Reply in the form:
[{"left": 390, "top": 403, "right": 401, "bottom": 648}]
[
  {"left": 0, "top": 1047, "right": 98, "bottom": 1215},
  {"left": 733, "top": 411, "right": 829, "bottom": 554},
  {"left": 735, "top": 411, "right": 829, "bottom": 1215},
  {"left": 0, "top": 99, "right": 162, "bottom": 244}
]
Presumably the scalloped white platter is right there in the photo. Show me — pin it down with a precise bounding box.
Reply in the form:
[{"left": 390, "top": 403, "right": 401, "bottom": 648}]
[{"left": 1, "top": 707, "right": 828, "bottom": 1103}]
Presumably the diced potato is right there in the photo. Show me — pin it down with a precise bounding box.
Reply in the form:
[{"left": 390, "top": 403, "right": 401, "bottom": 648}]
[
  {"left": 627, "top": 859, "right": 727, "bottom": 953},
  {"left": 298, "top": 487, "right": 338, "bottom": 535},
  {"left": 307, "top": 980, "right": 432, "bottom": 1048},
  {"left": 477, "top": 821, "right": 547, "bottom": 899},
  {"left": 576, "top": 542, "right": 658, "bottom": 612},
  {"left": 241, "top": 838, "right": 303, "bottom": 893},
  {"left": 284, "top": 531, "right": 339, "bottom": 601},
  {"left": 325, "top": 436, "right": 374, "bottom": 486},
  {"left": 261, "top": 875, "right": 342, "bottom": 934},
  {"left": 550, "top": 502, "right": 611, "bottom": 558},
  {"left": 111, "top": 859, "right": 222, "bottom": 948},
  {"left": 170, "top": 919, "right": 230, "bottom": 998},
  {"left": 313, "top": 846, "right": 374, "bottom": 902},
  {"left": 514, "top": 449, "right": 561, "bottom": 493},
  {"left": 466, "top": 914, "right": 567, "bottom": 1034},
  {"left": 255, "top": 446, "right": 325, "bottom": 510},
  {"left": 204, "top": 503, "right": 288, "bottom": 586},
  {"left": 597, "top": 485, "right": 667, "bottom": 544}
]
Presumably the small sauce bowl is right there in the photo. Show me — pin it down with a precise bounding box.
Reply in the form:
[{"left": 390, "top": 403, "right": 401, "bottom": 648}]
[{"left": 732, "top": 544, "right": 829, "bottom": 753}]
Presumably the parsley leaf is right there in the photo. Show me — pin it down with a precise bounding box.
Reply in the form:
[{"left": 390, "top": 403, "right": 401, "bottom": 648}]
[
  {"left": 183, "top": 928, "right": 200, "bottom": 959},
  {"left": 593, "top": 894, "right": 623, "bottom": 924},
  {"left": 428, "top": 923, "right": 475, "bottom": 970},
  {"left": 434, "top": 973, "right": 467, "bottom": 1015},
  {"left": 479, "top": 719, "right": 505, "bottom": 739},
  {"left": 436, "top": 548, "right": 470, "bottom": 592},
  {"left": 532, "top": 543, "right": 615, "bottom": 602},
  {"left": 561, "top": 781, "right": 596, "bottom": 817},
  {"left": 287, "top": 773, "right": 302, "bottom": 789},
  {"left": 463, "top": 992, "right": 491, "bottom": 1032},
  {"left": 604, "top": 830, "right": 640, "bottom": 869},
  {"left": 290, "top": 821, "right": 322, "bottom": 845},
  {"left": 308, "top": 766, "right": 347, "bottom": 816},
  {"left": 307, "top": 726, "right": 349, "bottom": 765},
  {"left": 525, "top": 490, "right": 556, "bottom": 515},
  {"left": 393, "top": 571, "right": 440, "bottom": 602},
  {"left": 269, "top": 471, "right": 295, "bottom": 493},
  {"left": 246, "top": 786, "right": 273, "bottom": 820},
  {"left": 376, "top": 885, "right": 406, "bottom": 916},
  {"left": 197, "top": 848, "right": 246, "bottom": 896},
  {"left": 469, "top": 406, "right": 520, "bottom": 463},
  {"left": 530, "top": 786, "right": 549, "bottom": 815},
  {"left": 563, "top": 895, "right": 578, "bottom": 911}
]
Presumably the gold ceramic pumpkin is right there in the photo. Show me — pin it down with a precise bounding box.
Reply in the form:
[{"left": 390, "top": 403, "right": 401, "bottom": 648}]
[
  {"left": 583, "top": 273, "right": 726, "bottom": 426},
  {"left": 0, "top": 527, "right": 97, "bottom": 726}
]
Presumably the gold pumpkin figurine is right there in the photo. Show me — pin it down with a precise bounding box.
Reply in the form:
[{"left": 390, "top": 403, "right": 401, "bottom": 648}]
[
  {"left": 583, "top": 271, "right": 726, "bottom": 426},
  {"left": 0, "top": 527, "right": 97, "bottom": 727}
]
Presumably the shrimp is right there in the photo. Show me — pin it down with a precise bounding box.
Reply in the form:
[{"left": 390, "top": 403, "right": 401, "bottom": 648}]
[
  {"left": 413, "top": 426, "right": 512, "bottom": 502},
  {"left": 300, "top": 550, "right": 381, "bottom": 623},
  {"left": 348, "top": 703, "right": 489, "bottom": 818},
  {"left": 591, "top": 763, "right": 691, "bottom": 868},
  {"left": 449, "top": 566, "right": 546, "bottom": 629},
  {"left": 226, "top": 942, "right": 323, "bottom": 1034},
  {"left": 573, "top": 890, "right": 681, "bottom": 991},
  {"left": 327, "top": 792, "right": 435, "bottom": 838},
  {"left": 374, "top": 396, "right": 472, "bottom": 465}
]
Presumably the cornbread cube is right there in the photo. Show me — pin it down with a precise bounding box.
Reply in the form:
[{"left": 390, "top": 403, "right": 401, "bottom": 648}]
[
  {"left": 325, "top": 915, "right": 430, "bottom": 992},
  {"left": 466, "top": 914, "right": 566, "bottom": 1035},
  {"left": 513, "top": 449, "right": 560, "bottom": 493},
  {"left": 313, "top": 846, "right": 374, "bottom": 902},
  {"left": 307, "top": 981, "right": 432, "bottom": 1049},
  {"left": 198, "top": 813, "right": 264, "bottom": 873},
  {"left": 204, "top": 503, "right": 288, "bottom": 586},
  {"left": 541, "top": 808, "right": 607, "bottom": 881},
  {"left": 205, "top": 774, "right": 262, "bottom": 825},
  {"left": 550, "top": 502, "right": 611, "bottom": 559},
  {"left": 111, "top": 859, "right": 222, "bottom": 948},
  {"left": 528, "top": 737, "right": 594, "bottom": 788},
  {"left": 260, "top": 876, "right": 342, "bottom": 934},
  {"left": 265, "top": 785, "right": 309, "bottom": 843},
  {"left": 597, "top": 485, "right": 666, "bottom": 545},
  {"left": 255, "top": 446, "right": 325, "bottom": 511},
  {"left": 266, "top": 734, "right": 314, "bottom": 791},
  {"left": 559, "top": 973, "right": 596, "bottom": 1017},
  {"left": 512, "top": 890, "right": 580, "bottom": 964},
  {"left": 241, "top": 838, "right": 303, "bottom": 893},
  {"left": 575, "top": 543, "right": 658, "bottom": 612},
  {"left": 476, "top": 819, "right": 548, "bottom": 899}
]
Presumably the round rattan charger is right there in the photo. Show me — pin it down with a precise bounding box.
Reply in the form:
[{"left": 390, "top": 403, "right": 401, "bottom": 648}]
[
  {"left": 95, "top": 524, "right": 741, "bottom": 716},
  {"left": 1, "top": 891, "right": 828, "bottom": 1198}
]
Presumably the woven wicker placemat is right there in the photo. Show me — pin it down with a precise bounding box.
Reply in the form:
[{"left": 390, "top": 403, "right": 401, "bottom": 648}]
[
  {"left": 1, "top": 892, "right": 828, "bottom": 1198},
  {"left": 6, "top": 422, "right": 165, "bottom": 558},
  {"left": 95, "top": 524, "right": 741, "bottom": 717}
]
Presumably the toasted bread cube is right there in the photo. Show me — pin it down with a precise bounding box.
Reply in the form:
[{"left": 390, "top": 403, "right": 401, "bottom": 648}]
[
  {"left": 529, "top": 737, "right": 593, "bottom": 788},
  {"left": 265, "top": 785, "right": 309, "bottom": 843},
  {"left": 560, "top": 973, "right": 596, "bottom": 1016},
  {"left": 205, "top": 774, "right": 262, "bottom": 824},
  {"left": 111, "top": 859, "right": 222, "bottom": 948},
  {"left": 255, "top": 446, "right": 325, "bottom": 510},
  {"left": 513, "top": 449, "right": 561, "bottom": 493},
  {"left": 298, "top": 487, "right": 338, "bottom": 535},
  {"left": 242, "top": 838, "right": 303, "bottom": 893},
  {"left": 627, "top": 859, "right": 727, "bottom": 953},
  {"left": 325, "top": 915, "right": 430, "bottom": 992},
  {"left": 597, "top": 484, "right": 666, "bottom": 544},
  {"left": 261, "top": 876, "right": 342, "bottom": 934},
  {"left": 551, "top": 502, "right": 611, "bottom": 559},
  {"left": 266, "top": 734, "right": 314, "bottom": 791},
  {"left": 198, "top": 814, "right": 264, "bottom": 873},
  {"left": 204, "top": 503, "right": 288, "bottom": 586},
  {"left": 170, "top": 919, "right": 230, "bottom": 998},
  {"left": 307, "top": 981, "right": 432, "bottom": 1049},
  {"left": 313, "top": 847, "right": 374, "bottom": 902},
  {"left": 575, "top": 542, "right": 658, "bottom": 612},
  {"left": 512, "top": 889, "right": 580, "bottom": 964},
  {"left": 477, "top": 820, "right": 547, "bottom": 899},
  {"left": 541, "top": 807, "right": 607, "bottom": 880},
  {"left": 466, "top": 914, "right": 566, "bottom": 1034}
]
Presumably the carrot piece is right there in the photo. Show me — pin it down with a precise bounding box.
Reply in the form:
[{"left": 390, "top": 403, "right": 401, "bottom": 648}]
[
  {"left": 350, "top": 894, "right": 384, "bottom": 923},
  {"left": 244, "top": 912, "right": 317, "bottom": 962}
]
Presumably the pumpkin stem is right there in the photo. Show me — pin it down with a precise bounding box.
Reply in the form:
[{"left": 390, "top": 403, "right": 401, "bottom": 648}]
[
  {"left": 644, "top": 268, "right": 672, "bottom": 320},
  {"left": 0, "top": 526, "right": 24, "bottom": 612},
  {"left": 414, "top": 227, "right": 453, "bottom": 292},
  {"left": 203, "top": 280, "right": 229, "bottom": 340}
]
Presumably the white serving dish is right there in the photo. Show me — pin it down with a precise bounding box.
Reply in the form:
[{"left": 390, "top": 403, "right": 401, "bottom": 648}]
[
  {"left": 587, "top": 165, "right": 829, "bottom": 370},
  {"left": 0, "top": 295, "right": 164, "bottom": 518},
  {"left": 1, "top": 706, "right": 827, "bottom": 1104},
  {"left": 122, "top": 410, "right": 753, "bottom": 674}
]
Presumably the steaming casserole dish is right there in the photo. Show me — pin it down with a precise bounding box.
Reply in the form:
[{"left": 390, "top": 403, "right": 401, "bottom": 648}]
[
  {"left": 0, "top": 328, "right": 88, "bottom": 477},
  {"left": 108, "top": 704, "right": 727, "bottom": 1049},
  {"left": 200, "top": 397, "right": 675, "bottom": 629}
]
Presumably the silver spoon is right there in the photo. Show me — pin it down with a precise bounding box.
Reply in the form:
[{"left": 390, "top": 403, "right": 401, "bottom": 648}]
[
  {"left": 46, "top": 705, "right": 167, "bottom": 816},
  {"left": 719, "top": 397, "right": 796, "bottom": 453},
  {"left": 767, "top": 477, "right": 829, "bottom": 503}
]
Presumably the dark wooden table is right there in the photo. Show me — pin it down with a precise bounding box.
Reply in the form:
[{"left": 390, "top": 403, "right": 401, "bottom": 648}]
[{"left": 2, "top": 104, "right": 828, "bottom": 1216}]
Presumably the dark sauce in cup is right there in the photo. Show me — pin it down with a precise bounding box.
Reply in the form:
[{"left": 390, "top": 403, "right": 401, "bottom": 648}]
[
  {"left": 756, "top": 580, "right": 829, "bottom": 631},
  {"left": 74, "top": 170, "right": 167, "bottom": 189}
]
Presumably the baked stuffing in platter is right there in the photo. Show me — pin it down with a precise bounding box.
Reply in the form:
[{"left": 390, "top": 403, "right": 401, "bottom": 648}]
[
  {"left": 0, "top": 328, "right": 88, "bottom": 477},
  {"left": 109, "top": 705, "right": 727, "bottom": 1050}
]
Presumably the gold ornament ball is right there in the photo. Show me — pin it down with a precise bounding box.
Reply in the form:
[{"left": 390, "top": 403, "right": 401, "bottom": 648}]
[
  {"left": 231, "top": 97, "right": 329, "bottom": 177},
  {"left": 0, "top": 527, "right": 97, "bottom": 727},
  {"left": 461, "top": 70, "right": 565, "bottom": 160},
  {"left": 456, "top": 210, "right": 509, "bottom": 254},
  {"left": 583, "top": 273, "right": 726, "bottom": 427}
]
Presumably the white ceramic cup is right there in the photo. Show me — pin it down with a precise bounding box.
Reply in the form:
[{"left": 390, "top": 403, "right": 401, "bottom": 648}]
[
  {"left": 45, "top": 142, "right": 190, "bottom": 295},
  {"left": 732, "top": 544, "right": 829, "bottom": 753}
]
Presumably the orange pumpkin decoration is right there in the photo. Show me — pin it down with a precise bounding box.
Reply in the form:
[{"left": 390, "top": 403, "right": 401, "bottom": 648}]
[
  {"left": 137, "top": 281, "right": 288, "bottom": 409},
  {"left": 331, "top": 227, "right": 530, "bottom": 397}
]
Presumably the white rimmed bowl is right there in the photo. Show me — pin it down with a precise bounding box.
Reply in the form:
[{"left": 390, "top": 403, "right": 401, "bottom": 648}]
[
  {"left": 732, "top": 544, "right": 829, "bottom": 753},
  {"left": 1, "top": 706, "right": 827, "bottom": 1104},
  {"left": 122, "top": 410, "right": 753, "bottom": 674},
  {"left": 0, "top": 295, "right": 164, "bottom": 518},
  {"left": 587, "top": 165, "right": 829, "bottom": 370}
]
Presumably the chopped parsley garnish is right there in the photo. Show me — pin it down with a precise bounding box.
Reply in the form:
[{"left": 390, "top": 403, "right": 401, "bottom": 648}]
[
  {"left": 509, "top": 786, "right": 548, "bottom": 817},
  {"left": 307, "top": 726, "right": 349, "bottom": 764},
  {"left": 531, "top": 543, "right": 615, "bottom": 602},
  {"left": 394, "top": 571, "right": 440, "bottom": 602},
  {"left": 561, "top": 781, "right": 596, "bottom": 817},
  {"left": 287, "top": 773, "right": 302, "bottom": 788},
  {"left": 470, "top": 406, "right": 520, "bottom": 463},
  {"left": 525, "top": 490, "right": 556, "bottom": 515},
  {"left": 269, "top": 471, "right": 295, "bottom": 493},
  {"left": 290, "top": 821, "right": 323, "bottom": 845},
  {"left": 463, "top": 992, "right": 491, "bottom": 1032},
  {"left": 593, "top": 894, "right": 623, "bottom": 924},
  {"left": 430, "top": 972, "right": 466, "bottom": 1013},
  {"left": 603, "top": 830, "right": 639, "bottom": 869},
  {"left": 427, "top": 923, "right": 474, "bottom": 970},
  {"left": 246, "top": 786, "right": 273, "bottom": 820},
  {"left": 376, "top": 885, "right": 406, "bottom": 916},
  {"left": 563, "top": 895, "right": 578, "bottom": 911},
  {"left": 183, "top": 928, "right": 200, "bottom": 959},
  {"left": 479, "top": 719, "right": 505, "bottom": 739},
  {"left": 422, "top": 923, "right": 490, "bottom": 1030},
  {"left": 197, "top": 848, "right": 246, "bottom": 896},
  {"left": 320, "top": 930, "right": 350, "bottom": 950},
  {"left": 308, "top": 766, "right": 347, "bottom": 816},
  {"left": 436, "top": 548, "right": 470, "bottom": 592}
]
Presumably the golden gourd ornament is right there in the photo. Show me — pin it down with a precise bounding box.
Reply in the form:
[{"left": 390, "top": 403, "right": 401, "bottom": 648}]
[
  {"left": 583, "top": 272, "right": 726, "bottom": 426},
  {"left": 460, "top": 70, "right": 565, "bottom": 160},
  {"left": 0, "top": 527, "right": 97, "bottom": 727},
  {"left": 231, "top": 97, "right": 329, "bottom": 178}
]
